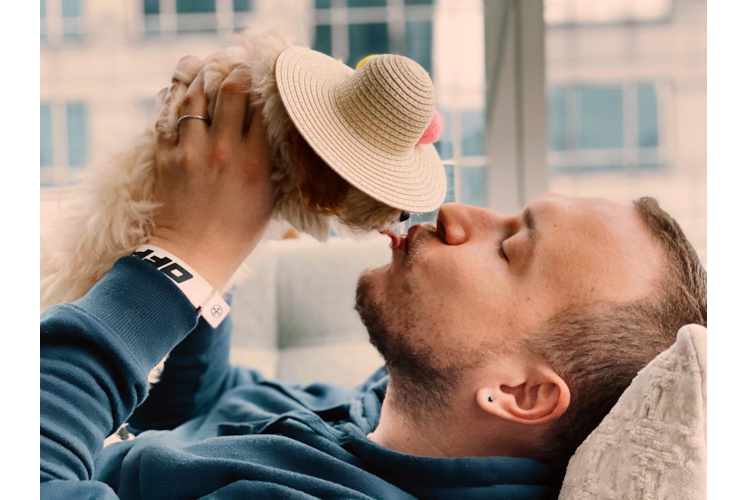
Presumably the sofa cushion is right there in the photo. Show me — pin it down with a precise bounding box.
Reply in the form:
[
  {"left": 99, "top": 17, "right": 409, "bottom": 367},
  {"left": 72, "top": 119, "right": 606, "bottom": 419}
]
[
  {"left": 229, "top": 236, "right": 391, "bottom": 387},
  {"left": 559, "top": 324, "right": 707, "bottom": 499}
]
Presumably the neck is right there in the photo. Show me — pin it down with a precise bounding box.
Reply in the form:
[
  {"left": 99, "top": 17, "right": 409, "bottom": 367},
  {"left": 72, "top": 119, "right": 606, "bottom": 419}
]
[{"left": 368, "top": 381, "right": 535, "bottom": 458}]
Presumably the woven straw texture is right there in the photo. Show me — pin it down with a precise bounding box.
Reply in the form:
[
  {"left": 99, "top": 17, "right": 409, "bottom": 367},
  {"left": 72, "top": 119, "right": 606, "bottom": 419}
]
[{"left": 276, "top": 46, "right": 447, "bottom": 213}]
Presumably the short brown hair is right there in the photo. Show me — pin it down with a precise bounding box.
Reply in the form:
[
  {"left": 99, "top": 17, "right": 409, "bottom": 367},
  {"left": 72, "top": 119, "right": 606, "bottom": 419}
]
[{"left": 523, "top": 197, "right": 707, "bottom": 466}]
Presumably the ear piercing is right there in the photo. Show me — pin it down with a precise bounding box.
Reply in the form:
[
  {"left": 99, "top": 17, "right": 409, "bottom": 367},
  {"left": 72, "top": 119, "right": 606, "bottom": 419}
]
[{"left": 487, "top": 396, "right": 494, "bottom": 403}]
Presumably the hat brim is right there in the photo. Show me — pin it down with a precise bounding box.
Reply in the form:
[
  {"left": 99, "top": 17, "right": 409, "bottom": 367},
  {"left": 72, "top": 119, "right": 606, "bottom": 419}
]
[{"left": 275, "top": 46, "right": 447, "bottom": 214}]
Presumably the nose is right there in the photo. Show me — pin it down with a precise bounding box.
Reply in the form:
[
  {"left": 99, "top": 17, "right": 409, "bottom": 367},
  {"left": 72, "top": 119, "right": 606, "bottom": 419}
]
[
  {"left": 399, "top": 211, "right": 411, "bottom": 222},
  {"left": 436, "top": 203, "right": 509, "bottom": 245}
]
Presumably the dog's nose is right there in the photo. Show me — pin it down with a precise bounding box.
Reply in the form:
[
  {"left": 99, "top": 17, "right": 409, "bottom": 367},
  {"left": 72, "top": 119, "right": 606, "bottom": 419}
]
[{"left": 399, "top": 211, "right": 411, "bottom": 222}]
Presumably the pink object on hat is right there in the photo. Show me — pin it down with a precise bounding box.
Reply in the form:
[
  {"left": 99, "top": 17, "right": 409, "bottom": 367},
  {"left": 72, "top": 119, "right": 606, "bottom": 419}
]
[{"left": 418, "top": 111, "right": 444, "bottom": 145}]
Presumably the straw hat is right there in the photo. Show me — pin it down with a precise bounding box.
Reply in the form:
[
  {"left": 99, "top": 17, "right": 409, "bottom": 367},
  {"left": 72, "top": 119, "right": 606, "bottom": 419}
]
[{"left": 275, "top": 46, "right": 447, "bottom": 213}]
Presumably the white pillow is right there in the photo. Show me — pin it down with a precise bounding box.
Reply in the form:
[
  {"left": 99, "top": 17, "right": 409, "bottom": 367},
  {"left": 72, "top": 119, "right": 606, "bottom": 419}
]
[{"left": 560, "top": 324, "right": 707, "bottom": 499}]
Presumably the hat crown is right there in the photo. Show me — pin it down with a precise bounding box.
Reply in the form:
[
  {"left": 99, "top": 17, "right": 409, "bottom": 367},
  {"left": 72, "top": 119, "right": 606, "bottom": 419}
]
[{"left": 334, "top": 55, "right": 436, "bottom": 156}]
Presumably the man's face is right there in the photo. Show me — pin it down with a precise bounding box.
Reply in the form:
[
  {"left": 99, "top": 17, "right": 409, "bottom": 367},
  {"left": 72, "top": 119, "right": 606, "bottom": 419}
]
[{"left": 356, "top": 193, "right": 663, "bottom": 381}]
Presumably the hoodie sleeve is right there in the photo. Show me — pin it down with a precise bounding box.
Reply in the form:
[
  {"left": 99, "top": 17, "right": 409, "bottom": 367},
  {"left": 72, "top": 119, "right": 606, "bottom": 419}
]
[
  {"left": 126, "top": 301, "right": 265, "bottom": 434},
  {"left": 40, "top": 256, "right": 198, "bottom": 498}
]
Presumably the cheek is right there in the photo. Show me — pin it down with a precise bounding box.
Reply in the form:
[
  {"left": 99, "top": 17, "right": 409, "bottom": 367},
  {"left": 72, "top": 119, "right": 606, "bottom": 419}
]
[{"left": 416, "top": 246, "right": 506, "bottom": 313}]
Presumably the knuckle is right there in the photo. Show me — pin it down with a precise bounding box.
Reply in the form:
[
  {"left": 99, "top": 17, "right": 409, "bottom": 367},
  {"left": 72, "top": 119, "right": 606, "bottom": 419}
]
[
  {"left": 174, "top": 148, "right": 193, "bottom": 168},
  {"left": 181, "top": 93, "right": 194, "bottom": 108},
  {"left": 205, "top": 51, "right": 229, "bottom": 64},
  {"left": 178, "top": 54, "right": 199, "bottom": 66},
  {"left": 219, "top": 78, "right": 247, "bottom": 95},
  {"left": 181, "top": 92, "right": 200, "bottom": 110},
  {"left": 208, "top": 143, "right": 232, "bottom": 169}
]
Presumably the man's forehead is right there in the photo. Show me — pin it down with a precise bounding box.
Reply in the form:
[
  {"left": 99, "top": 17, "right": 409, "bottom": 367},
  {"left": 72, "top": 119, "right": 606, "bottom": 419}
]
[
  {"left": 526, "top": 192, "right": 620, "bottom": 210},
  {"left": 526, "top": 193, "right": 633, "bottom": 229},
  {"left": 527, "top": 193, "right": 662, "bottom": 302}
]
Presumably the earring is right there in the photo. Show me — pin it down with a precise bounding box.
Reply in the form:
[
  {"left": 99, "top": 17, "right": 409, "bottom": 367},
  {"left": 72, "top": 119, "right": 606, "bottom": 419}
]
[{"left": 487, "top": 396, "right": 494, "bottom": 403}]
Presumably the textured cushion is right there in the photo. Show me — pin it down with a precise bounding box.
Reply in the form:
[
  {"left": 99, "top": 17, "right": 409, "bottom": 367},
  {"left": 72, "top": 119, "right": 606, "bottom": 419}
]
[
  {"left": 229, "top": 236, "right": 390, "bottom": 387},
  {"left": 274, "top": 237, "right": 390, "bottom": 348},
  {"left": 559, "top": 324, "right": 707, "bottom": 499}
]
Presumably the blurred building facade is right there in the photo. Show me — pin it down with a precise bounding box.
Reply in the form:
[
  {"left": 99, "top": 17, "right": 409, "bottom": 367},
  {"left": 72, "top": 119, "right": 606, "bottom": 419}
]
[
  {"left": 40, "top": 0, "right": 486, "bottom": 231},
  {"left": 40, "top": 0, "right": 705, "bottom": 264},
  {"left": 545, "top": 0, "right": 707, "bottom": 264}
]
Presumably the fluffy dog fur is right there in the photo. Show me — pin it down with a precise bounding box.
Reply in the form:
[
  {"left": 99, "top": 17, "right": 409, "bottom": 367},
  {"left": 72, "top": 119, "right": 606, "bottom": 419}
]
[{"left": 40, "top": 32, "right": 403, "bottom": 310}]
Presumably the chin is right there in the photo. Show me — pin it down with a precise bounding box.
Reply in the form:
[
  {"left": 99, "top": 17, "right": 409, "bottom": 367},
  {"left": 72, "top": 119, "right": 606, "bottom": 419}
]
[{"left": 357, "top": 263, "right": 390, "bottom": 302}]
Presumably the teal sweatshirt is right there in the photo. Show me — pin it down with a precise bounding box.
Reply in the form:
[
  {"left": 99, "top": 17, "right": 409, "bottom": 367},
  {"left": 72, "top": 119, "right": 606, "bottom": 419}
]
[{"left": 40, "top": 256, "right": 564, "bottom": 499}]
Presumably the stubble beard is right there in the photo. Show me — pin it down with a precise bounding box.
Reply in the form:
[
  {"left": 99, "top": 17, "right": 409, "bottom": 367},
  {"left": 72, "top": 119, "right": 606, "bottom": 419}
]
[{"left": 354, "top": 266, "right": 463, "bottom": 420}]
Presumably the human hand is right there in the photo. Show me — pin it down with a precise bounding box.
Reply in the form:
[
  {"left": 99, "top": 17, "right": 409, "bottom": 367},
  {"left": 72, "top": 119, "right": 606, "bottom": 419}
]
[{"left": 148, "top": 56, "right": 275, "bottom": 290}]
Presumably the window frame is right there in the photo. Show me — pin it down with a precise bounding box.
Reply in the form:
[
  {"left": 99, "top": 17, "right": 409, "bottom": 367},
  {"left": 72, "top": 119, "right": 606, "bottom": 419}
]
[
  {"left": 484, "top": 0, "right": 548, "bottom": 215},
  {"left": 546, "top": 81, "right": 668, "bottom": 173},
  {"left": 41, "top": 0, "right": 86, "bottom": 44},
  {"left": 139, "top": 0, "right": 255, "bottom": 38},
  {"left": 312, "top": 0, "right": 436, "bottom": 66},
  {"left": 314, "top": 0, "right": 488, "bottom": 220},
  {"left": 40, "top": 101, "right": 89, "bottom": 187}
]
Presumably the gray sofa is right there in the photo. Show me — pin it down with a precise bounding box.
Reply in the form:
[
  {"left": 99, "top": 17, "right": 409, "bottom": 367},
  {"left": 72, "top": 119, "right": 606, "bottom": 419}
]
[{"left": 228, "top": 235, "right": 391, "bottom": 388}]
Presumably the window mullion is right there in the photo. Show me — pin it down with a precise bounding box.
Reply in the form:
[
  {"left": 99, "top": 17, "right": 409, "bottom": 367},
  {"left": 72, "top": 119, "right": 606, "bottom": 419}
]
[
  {"left": 46, "top": 0, "right": 64, "bottom": 44},
  {"left": 387, "top": 0, "right": 406, "bottom": 56},
  {"left": 161, "top": 0, "right": 178, "bottom": 38},
  {"left": 330, "top": 0, "right": 349, "bottom": 63},
  {"left": 623, "top": 83, "right": 638, "bottom": 170},
  {"left": 216, "top": 0, "right": 234, "bottom": 36}
]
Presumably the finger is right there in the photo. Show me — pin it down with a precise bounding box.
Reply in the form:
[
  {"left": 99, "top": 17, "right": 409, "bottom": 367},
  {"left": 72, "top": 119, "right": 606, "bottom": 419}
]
[
  {"left": 172, "top": 55, "right": 202, "bottom": 86},
  {"left": 178, "top": 71, "right": 210, "bottom": 140},
  {"left": 211, "top": 66, "right": 252, "bottom": 143},
  {"left": 202, "top": 51, "right": 230, "bottom": 67}
]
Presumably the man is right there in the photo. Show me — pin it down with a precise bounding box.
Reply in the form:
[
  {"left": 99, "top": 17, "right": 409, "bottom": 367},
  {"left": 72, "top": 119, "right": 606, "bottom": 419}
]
[{"left": 40, "top": 60, "right": 707, "bottom": 499}]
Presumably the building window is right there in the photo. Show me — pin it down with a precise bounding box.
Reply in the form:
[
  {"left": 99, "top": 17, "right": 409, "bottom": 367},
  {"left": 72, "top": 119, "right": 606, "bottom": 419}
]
[
  {"left": 313, "top": 0, "right": 487, "bottom": 224},
  {"left": 143, "top": 0, "right": 254, "bottom": 36},
  {"left": 40, "top": 102, "right": 89, "bottom": 186},
  {"left": 313, "top": 0, "right": 435, "bottom": 74},
  {"left": 41, "top": 0, "right": 85, "bottom": 43},
  {"left": 547, "top": 83, "right": 662, "bottom": 172}
]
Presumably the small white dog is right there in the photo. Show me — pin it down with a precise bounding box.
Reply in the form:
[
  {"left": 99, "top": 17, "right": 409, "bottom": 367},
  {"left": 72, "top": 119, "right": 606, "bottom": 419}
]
[{"left": 40, "top": 31, "right": 446, "bottom": 310}]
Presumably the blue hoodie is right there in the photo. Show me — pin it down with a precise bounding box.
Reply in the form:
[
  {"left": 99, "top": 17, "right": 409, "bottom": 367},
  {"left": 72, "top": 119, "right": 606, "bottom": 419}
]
[{"left": 40, "top": 256, "right": 564, "bottom": 499}]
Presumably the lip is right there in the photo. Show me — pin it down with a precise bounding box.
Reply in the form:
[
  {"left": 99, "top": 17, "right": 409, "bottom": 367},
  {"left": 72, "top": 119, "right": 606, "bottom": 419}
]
[
  {"left": 380, "top": 223, "right": 433, "bottom": 256},
  {"left": 380, "top": 230, "right": 408, "bottom": 252}
]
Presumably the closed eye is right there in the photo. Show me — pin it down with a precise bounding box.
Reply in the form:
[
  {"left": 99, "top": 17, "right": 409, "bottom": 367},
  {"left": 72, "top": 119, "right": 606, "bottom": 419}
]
[{"left": 498, "top": 242, "right": 509, "bottom": 262}]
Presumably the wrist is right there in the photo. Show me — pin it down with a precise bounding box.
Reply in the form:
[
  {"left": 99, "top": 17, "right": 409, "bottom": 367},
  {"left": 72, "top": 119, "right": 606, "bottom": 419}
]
[
  {"left": 133, "top": 242, "right": 231, "bottom": 327},
  {"left": 145, "top": 235, "right": 231, "bottom": 290}
]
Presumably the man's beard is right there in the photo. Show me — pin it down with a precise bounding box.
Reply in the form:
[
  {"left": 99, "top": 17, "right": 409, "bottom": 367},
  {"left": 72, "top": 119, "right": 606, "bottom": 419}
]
[{"left": 355, "top": 268, "right": 465, "bottom": 420}]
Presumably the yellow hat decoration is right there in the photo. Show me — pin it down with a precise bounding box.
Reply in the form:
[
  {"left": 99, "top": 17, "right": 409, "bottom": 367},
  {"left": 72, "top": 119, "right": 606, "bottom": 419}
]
[{"left": 355, "top": 54, "right": 378, "bottom": 70}]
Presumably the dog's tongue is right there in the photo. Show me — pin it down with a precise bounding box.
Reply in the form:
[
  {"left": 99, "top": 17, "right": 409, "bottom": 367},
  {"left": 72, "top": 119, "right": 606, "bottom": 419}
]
[{"left": 380, "top": 230, "right": 401, "bottom": 248}]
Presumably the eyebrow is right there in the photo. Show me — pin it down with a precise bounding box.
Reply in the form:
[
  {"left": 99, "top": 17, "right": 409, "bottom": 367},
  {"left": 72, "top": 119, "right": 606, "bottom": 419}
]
[{"left": 522, "top": 208, "right": 538, "bottom": 244}]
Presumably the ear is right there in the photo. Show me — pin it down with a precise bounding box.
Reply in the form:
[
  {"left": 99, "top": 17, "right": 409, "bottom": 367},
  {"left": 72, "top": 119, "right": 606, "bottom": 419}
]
[
  {"left": 286, "top": 131, "right": 349, "bottom": 215},
  {"left": 476, "top": 367, "right": 570, "bottom": 425}
]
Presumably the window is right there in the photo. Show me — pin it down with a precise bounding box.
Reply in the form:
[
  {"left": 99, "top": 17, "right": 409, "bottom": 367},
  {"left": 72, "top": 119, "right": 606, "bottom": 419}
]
[
  {"left": 40, "top": 102, "right": 89, "bottom": 186},
  {"left": 547, "top": 83, "right": 662, "bottom": 172},
  {"left": 143, "top": 0, "right": 254, "bottom": 36},
  {"left": 435, "top": 109, "right": 486, "bottom": 204},
  {"left": 313, "top": 0, "right": 434, "bottom": 74},
  {"left": 312, "top": 0, "right": 487, "bottom": 228},
  {"left": 545, "top": 0, "right": 706, "bottom": 265},
  {"left": 41, "top": 0, "right": 85, "bottom": 43}
]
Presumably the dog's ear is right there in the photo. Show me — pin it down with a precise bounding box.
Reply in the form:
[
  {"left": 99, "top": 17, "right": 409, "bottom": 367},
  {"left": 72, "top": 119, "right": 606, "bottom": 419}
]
[{"left": 287, "top": 131, "right": 349, "bottom": 215}]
